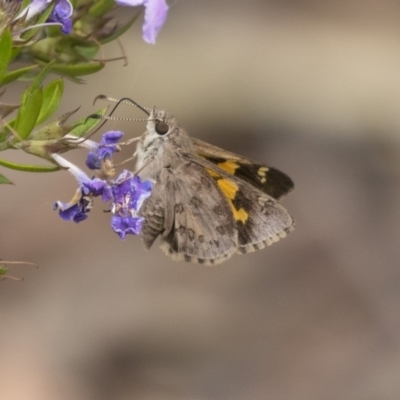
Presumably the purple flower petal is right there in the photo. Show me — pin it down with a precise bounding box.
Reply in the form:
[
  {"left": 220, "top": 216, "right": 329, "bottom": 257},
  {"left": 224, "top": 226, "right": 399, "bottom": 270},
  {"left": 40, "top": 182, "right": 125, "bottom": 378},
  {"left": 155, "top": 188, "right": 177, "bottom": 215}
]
[
  {"left": 54, "top": 195, "right": 91, "bottom": 223},
  {"left": 48, "top": 0, "right": 73, "bottom": 34},
  {"left": 111, "top": 171, "right": 152, "bottom": 213},
  {"left": 115, "top": 0, "right": 168, "bottom": 44},
  {"left": 129, "top": 175, "right": 152, "bottom": 210},
  {"left": 52, "top": 154, "right": 111, "bottom": 223},
  {"left": 102, "top": 131, "right": 124, "bottom": 144},
  {"left": 85, "top": 131, "right": 123, "bottom": 170},
  {"left": 85, "top": 151, "right": 101, "bottom": 170},
  {"left": 81, "top": 178, "right": 109, "bottom": 197},
  {"left": 59, "top": 16, "right": 72, "bottom": 34},
  {"left": 111, "top": 215, "right": 144, "bottom": 239},
  {"left": 54, "top": 0, "right": 73, "bottom": 18},
  {"left": 115, "top": 0, "right": 144, "bottom": 5},
  {"left": 110, "top": 170, "right": 152, "bottom": 237},
  {"left": 59, "top": 204, "right": 89, "bottom": 223},
  {"left": 102, "top": 185, "right": 113, "bottom": 202},
  {"left": 142, "top": 0, "right": 168, "bottom": 44}
]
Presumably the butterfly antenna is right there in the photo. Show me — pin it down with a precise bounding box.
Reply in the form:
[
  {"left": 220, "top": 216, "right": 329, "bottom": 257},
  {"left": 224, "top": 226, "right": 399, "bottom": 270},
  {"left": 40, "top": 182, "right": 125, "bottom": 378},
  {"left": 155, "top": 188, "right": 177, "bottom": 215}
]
[
  {"left": 86, "top": 115, "right": 151, "bottom": 123},
  {"left": 94, "top": 95, "right": 151, "bottom": 115},
  {"left": 86, "top": 96, "right": 152, "bottom": 138}
]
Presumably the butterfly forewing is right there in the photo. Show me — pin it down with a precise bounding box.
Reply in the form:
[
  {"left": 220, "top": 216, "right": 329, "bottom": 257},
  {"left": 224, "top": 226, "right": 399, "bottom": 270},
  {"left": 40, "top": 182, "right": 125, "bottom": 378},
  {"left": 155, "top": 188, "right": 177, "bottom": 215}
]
[
  {"left": 141, "top": 161, "right": 238, "bottom": 264},
  {"left": 192, "top": 138, "right": 294, "bottom": 199}
]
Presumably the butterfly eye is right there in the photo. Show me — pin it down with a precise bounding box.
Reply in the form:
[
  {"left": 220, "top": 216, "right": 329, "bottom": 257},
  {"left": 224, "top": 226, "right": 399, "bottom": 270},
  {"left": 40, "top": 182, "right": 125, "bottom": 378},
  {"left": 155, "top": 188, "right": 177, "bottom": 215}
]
[{"left": 155, "top": 121, "right": 169, "bottom": 135}]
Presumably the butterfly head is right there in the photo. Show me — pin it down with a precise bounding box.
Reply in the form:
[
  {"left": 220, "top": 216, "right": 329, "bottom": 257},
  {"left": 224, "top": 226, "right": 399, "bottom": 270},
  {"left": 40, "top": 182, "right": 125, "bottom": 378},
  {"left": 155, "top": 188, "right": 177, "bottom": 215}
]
[{"left": 146, "top": 108, "right": 177, "bottom": 138}]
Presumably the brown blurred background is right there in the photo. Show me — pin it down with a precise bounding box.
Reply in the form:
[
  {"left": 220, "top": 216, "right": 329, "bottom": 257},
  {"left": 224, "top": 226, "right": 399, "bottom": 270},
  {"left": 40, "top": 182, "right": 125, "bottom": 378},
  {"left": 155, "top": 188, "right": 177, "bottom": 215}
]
[{"left": 2, "top": 0, "right": 400, "bottom": 399}]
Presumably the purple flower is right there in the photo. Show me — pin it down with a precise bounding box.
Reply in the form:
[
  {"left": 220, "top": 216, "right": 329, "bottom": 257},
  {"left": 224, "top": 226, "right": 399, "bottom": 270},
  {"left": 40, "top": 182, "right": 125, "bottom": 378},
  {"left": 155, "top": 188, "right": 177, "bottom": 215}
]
[
  {"left": 110, "top": 170, "right": 152, "bottom": 238},
  {"left": 52, "top": 153, "right": 112, "bottom": 223},
  {"left": 115, "top": 0, "right": 168, "bottom": 44},
  {"left": 54, "top": 195, "right": 92, "bottom": 223},
  {"left": 16, "top": 0, "right": 73, "bottom": 35},
  {"left": 48, "top": 0, "right": 73, "bottom": 34},
  {"left": 52, "top": 154, "right": 153, "bottom": 238},
  {"left": 85, "top": 131, "right": 124, "bottom": 170}
]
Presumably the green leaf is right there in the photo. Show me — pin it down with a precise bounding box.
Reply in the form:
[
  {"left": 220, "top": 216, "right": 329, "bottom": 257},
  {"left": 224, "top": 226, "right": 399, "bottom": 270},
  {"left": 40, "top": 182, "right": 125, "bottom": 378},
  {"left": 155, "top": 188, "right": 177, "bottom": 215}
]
[
  {"left": 20, "top": 138, "right": 67, "bottom": 159},
  {"left": 99, "top": 14, "right": 140, "bottom": 44},
  {"left": 24, "top": 61, "right": 54, "bottom": 99},
  {"left": 0, "top": 266, "right": 8, "bottom": 279},
  {"left": 0, "top": 265, "right": 21, "bottom": 281},
  {"left": 0, "top": 132, "right": 9, "bottom": 145},
  {"left": 36, "top": 79, "right": 64, "bottom": 126},
  {"left": 0, "top": 173, "right": 13, "bottom": 184},
  {"left": 50, "top": 61, "right": 105, "bottom": 77},
  {"left": 20, "top": 0, "right": 31, "bottom": 9},
  {"left": 31, "top": 36, "right": 99, "bottom": 64},
  {"left": 0, "top": 29, "right": 12, "bottom": 83},
  {"left": 10, "top": 47, "right": 21, "bottom": 62},
  {"left": 0, "top": 65, "right": 38, "bottom": 86},
  {"left": 73, "top": 43, "right": 100, "bottom": 60},
  {"left": 89, "top": 0, "right": 115, "bottom": 17},
  {"left": 11, "top": 63, "right": 54, "bottom": 138},
  {"left": 14, "top": 88, "right": 43, "bottom": 140},
  {"left": 55, "top": 37, "right": 99, "bottom": 62},
  {"left": 29, "top": 37, "right": 61, "bottom": 63},
  {"left": 30, "top": 108, "right": 78, "bottom": 141},
  {"left": 0, "top": 157, "right": 59, "bottom": 172},
  {"left": 23, "top": 110, "right": 76, "bottom": 149},
  {"left": 68, "top": 108, "right": 107, "bottom": 137}
]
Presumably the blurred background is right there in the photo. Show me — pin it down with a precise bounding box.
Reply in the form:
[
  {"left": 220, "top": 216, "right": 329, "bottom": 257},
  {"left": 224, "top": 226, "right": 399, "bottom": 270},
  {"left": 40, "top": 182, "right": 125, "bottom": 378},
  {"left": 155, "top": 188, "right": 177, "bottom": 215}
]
[{"left": 2, "top": 0, "right": 400, "bottom": 399}]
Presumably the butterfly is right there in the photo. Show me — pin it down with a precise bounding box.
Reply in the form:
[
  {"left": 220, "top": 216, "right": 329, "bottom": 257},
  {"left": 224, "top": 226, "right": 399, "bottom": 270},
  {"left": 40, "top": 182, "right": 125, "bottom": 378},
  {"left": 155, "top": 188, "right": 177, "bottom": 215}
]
[{"left": 133, "top": 106, "right": 295, "bottom": 265}]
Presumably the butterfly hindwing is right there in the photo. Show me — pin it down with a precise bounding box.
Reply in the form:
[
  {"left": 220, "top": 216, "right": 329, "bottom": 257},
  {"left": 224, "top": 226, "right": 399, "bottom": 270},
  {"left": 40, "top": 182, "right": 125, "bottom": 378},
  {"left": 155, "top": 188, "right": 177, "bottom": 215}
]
[
  {"left": 231, "top": 178, "right": 294, "bottom": 253},
  {"left": 192, "top": 155, "right": 295, "bottom": 254}
]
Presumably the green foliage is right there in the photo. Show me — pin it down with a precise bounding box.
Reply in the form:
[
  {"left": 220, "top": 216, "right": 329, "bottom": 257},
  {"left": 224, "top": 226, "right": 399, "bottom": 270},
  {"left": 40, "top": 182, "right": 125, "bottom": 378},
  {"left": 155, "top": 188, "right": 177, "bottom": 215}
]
[
  {"left": 0, "top": 266, "right": 8, "bottom": 280},
  {"left": 0, "top": 1, "right": 152, "bottom": 176},
  {"left": 0, "top": 0, "right": 169, "bottom": 280},
  {"left": 88, "top": 0, "right": 115, "bottom": 17},
  {"left": 0, "top": 65, "right": 39, "bottom": 87},
  {"left": 99, "top": 15, "right": 139, "bottom": 45},
  {"left": 17, "top": 0, "right": 137, "bottom": 79},
  {"left": 20, "top": 0, "right": 32, "bottom": 10},
  {"left": 50, "top": 61, "right": 105, "bottom": 78},
  {"left": 14, "top": 88, "right": 43, "bottom": 140},
  {"left": 10, "top": 47, "right": 21, "bottom": 63},
  {"left": 5, "top": 67, "right": 65, "bottom": 143},
  {"left": 29, "top": 108, "right": 79, "bottom": 141},
  {"left": 20, "top": 4, "right": 54, "bottom": 41},
  {"left": 0, "top": 260, "right": 38, "bottom": 281},
  {"left": 0, "top": 29, "right": 12, "bottom": 83},
  {"left": 68, "top": 107, "right": 108, "bottom": 137},
  {"left": 0, "top": 172, "right": 13, "bottom": 184},
  {"left": 29, "top": 36, "right": 100, "bottom": 64},
  {"left": 0, "top": 157, "right": 59, "bottom": 172},
  {"left": 24, "top": 61, "right": 55, "bottom": 97},
  {"left": 36, "top": 79, "right": 64, "bottom": 125}
]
